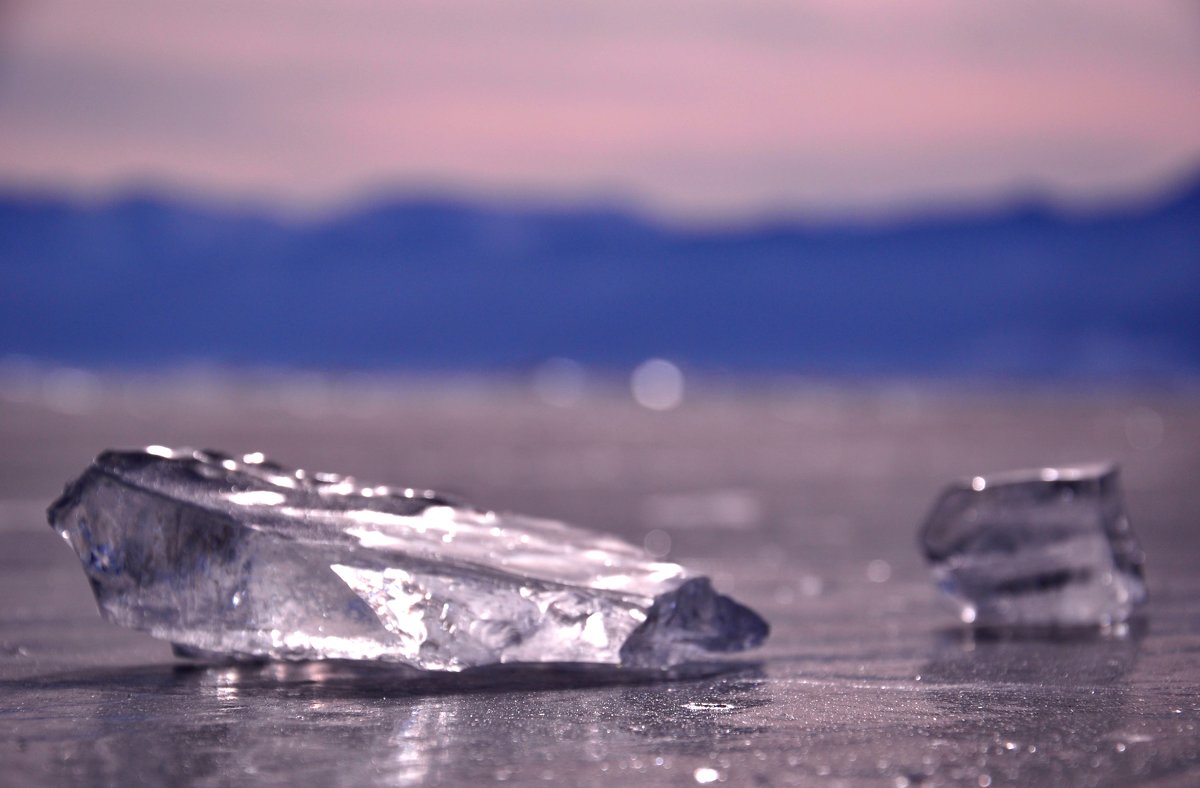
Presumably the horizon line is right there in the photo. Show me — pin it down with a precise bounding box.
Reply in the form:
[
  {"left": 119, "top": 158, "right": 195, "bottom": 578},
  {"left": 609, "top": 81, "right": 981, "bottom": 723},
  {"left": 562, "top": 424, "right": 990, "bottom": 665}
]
[{"left": 1, "top": 162, "right": 1197, "bottom": 230}]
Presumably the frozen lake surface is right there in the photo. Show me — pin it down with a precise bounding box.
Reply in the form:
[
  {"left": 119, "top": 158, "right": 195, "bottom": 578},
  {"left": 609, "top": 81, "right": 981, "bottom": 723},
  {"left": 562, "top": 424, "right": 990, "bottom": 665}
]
[{"left": 1, "top": 375, "right": 1198, "bottom": 785}]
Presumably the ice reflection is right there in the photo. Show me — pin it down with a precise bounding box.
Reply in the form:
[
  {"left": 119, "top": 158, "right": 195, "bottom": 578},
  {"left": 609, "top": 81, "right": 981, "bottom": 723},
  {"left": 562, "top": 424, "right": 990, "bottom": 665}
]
[
  {"left": 381, "top": 704, "right": 443, "bottom": 786},
  {"left": 920, "top": 626, "right": 1142, "bottom": 687},
  {"left": 0, "top": 661, "right": 766, "bottom": 786},
  {"left": 912, "top": 630, "right": 1144, "bottom": 784}
]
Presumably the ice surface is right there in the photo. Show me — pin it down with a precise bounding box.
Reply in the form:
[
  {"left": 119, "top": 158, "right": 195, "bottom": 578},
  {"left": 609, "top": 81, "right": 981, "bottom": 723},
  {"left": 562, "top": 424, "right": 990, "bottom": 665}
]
[
  {"left": 47, "top": 447, "right": 768, "bottom": 670},
  {"left": 920, "top": 462, "right": 1146, "bottom": 630}
]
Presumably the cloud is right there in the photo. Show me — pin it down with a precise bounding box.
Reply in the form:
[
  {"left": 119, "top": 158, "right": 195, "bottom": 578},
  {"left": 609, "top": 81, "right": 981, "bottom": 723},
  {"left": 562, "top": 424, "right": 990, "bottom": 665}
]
[{"left": 0, "top": 0, "right": 1197, "bottom": 218}]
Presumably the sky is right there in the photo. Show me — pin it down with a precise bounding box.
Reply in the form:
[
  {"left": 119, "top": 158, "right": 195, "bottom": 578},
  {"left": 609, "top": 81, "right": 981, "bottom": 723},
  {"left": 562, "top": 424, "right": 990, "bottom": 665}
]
[{"left": 0, "top": 0, "right": 1198, "bottom": 220}]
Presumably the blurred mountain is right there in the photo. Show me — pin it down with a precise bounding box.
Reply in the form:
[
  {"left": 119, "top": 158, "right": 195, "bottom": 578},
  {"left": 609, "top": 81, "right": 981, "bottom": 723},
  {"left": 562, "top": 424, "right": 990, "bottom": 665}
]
[{"left": 1, "top": 175, "right": 1198, "bottom": 378}]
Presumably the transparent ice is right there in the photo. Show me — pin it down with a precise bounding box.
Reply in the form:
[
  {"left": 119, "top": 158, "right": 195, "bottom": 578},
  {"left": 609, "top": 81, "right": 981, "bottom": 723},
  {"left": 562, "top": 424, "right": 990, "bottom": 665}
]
[
  {"left": 48, "top": 448, "right": 768, "bottom": 670},
  {"left": 920, "top": 462, "right": 1147, "bottom": 630}
]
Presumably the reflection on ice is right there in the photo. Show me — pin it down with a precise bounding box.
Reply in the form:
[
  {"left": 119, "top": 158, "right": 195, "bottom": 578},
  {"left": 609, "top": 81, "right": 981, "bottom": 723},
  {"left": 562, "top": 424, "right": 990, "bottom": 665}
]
[{"left": 0, "top": 658, "right": 767, "bottom": 786}]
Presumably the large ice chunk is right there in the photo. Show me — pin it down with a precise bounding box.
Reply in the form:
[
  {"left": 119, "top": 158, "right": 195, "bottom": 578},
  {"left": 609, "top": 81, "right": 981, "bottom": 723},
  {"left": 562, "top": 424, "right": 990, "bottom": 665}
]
[
  {"left": 48, "top": 447, "right": 768, "bottom": 670},
  {"left": 920, "top": 462, "right": 1146, "bottom": 630}
]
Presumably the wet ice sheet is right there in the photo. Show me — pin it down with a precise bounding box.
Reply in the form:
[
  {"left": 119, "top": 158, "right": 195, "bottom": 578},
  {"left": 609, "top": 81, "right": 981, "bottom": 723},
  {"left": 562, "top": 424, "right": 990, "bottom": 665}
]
[
  {"left": 4, "top": 547, "right": 1198, "bottom": 787},
  {"left": 3, "top": 382, "right": 1200, "bottom": 785}
]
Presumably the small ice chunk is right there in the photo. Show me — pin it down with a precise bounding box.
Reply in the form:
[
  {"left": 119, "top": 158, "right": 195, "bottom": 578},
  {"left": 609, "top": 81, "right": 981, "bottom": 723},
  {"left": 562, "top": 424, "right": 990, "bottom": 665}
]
[
  {"left": 47, "top": 447, "right": 768, "bottom": 670},
  {"left": 920, "top": 462, "right": 1146, "bottom": 630}
]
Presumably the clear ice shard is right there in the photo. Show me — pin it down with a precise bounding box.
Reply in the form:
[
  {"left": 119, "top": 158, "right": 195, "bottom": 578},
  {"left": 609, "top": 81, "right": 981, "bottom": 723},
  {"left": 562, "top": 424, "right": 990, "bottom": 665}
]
[
  {"left": 47, "top": 447, "right": 768, "bottom": 670},
  {"left": 920, "top": 462, "right": 1147, "bottom": 630}
]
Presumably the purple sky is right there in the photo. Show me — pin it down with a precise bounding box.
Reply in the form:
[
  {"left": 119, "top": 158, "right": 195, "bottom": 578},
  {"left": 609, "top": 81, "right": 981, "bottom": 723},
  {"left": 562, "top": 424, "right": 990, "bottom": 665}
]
[{"left": 1, "top": 0, "right": 1198, "bottom": 219}]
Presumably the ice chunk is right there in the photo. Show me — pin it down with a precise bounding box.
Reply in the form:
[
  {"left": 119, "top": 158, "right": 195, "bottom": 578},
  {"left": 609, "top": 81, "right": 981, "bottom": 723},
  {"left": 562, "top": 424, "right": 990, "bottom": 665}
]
[
  {"left": 47, "top": 447, "right": 768, "bottom": 670},
  {"left": 920, "top": 462, "right": 1146, "bottom": 630}
]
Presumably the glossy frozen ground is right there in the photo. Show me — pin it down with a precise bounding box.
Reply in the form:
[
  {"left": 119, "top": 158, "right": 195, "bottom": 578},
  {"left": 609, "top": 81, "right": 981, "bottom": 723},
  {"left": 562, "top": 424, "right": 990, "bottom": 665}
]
[{"left": 2, "top": 373, "right": 1199, "bottom": 785}]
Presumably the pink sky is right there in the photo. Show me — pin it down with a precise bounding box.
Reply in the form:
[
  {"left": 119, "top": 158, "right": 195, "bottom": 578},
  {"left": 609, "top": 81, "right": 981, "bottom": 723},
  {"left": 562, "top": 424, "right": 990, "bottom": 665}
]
[{"left": 0, "top": 0, "right": 1197, "bottom": 219}]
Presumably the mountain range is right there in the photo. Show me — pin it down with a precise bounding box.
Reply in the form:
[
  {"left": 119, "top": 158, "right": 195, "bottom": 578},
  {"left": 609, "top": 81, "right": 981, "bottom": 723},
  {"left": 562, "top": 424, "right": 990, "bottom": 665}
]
[{"left": 2, "top": 176, "right": 1198, "bottom": 378}]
